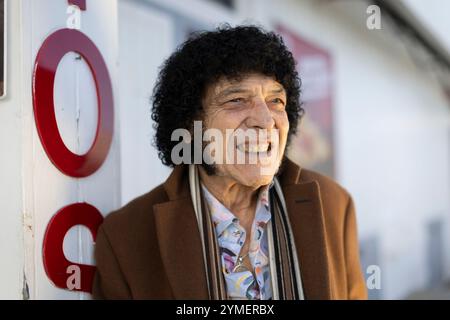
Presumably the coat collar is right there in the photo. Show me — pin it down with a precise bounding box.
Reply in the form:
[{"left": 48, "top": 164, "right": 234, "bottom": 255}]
[{"left": 152, "top": 158, "right": 332, "bottom": 299}]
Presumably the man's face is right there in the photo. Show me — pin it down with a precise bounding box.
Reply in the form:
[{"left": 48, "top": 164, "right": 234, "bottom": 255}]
[{"left": 201, "top": 73, "right": 289, "bottom": 188}]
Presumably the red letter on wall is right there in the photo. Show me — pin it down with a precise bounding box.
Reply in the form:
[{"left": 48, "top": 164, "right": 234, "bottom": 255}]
[
  {"left": 32, "top": 28, "right": 114, "bottom": 178},
  {"left": 42, "top": 203, "right": 103, "bottom": 293}
]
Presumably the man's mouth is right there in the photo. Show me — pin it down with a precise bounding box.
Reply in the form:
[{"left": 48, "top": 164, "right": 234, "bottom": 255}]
[{"left": 236, "top": 142, "right": 272, "bottom": 154}]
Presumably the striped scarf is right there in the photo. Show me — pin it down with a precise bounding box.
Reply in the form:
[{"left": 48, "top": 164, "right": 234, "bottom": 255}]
[{"left": 189, "top": 164, "right": 304, "bottom": 300}]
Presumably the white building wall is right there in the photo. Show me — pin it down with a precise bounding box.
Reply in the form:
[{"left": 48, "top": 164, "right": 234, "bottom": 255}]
[
  {"left": 0, "top": 0, "right": 25, "bottom": 299},
  {"left": 118, "top": 0, "right": 173, "bottom": 205},
  {"left": 402, "top": 0, "right": 450, "bottom": 53}
]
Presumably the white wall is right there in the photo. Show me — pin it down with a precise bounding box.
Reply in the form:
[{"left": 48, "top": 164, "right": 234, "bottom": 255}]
[
  {"left": 118, "top": 0, "right": 173, "bottom": 205},
  {"left": 0, "top": 0, "right": 25, "bottom": 299},
  {"left": 401, "top": 0, "right": 450, "bottom": 54}
]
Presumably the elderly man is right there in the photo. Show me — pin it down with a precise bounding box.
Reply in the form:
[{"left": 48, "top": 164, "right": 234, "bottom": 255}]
[{"left": 93, "top": 25, "right": 367, "bottom": 300}]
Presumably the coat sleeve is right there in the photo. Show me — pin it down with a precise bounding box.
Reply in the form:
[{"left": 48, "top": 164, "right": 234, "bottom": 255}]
[
  {"left": 344, "top": 195, "right": 368, "bottom": 299},
  {"left": 92, "top": 224, "right": 132, "bottom": 299}
]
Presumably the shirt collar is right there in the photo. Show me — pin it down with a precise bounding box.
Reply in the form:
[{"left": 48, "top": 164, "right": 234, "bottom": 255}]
[{"left": 201, "top": 183, "right": 272, "bottom": 237}]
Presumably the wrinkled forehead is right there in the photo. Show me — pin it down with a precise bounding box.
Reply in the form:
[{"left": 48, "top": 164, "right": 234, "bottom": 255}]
[{"left": 204, "top": 73, "right": 286, "bottom": 100}]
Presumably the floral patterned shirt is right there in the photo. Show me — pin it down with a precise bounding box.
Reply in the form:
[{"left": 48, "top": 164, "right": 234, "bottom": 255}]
[{"left": 202, "top": 184, "right": 272, "bottom": 300}]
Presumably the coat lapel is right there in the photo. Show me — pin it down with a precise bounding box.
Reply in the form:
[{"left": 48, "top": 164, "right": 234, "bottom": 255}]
[
  {"left": 152, "top": 165, "right": 209, "bottom": 299},
  {"left": 278, "top": 158, "right": 332, "bottom": 299},
  {"left": 152, "top": 159, "right": 332, "bottom": 300}
]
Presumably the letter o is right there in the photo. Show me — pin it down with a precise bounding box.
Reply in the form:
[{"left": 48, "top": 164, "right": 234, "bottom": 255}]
[{"left": 32, "top": 28, "right": 114, "bottom": 177}]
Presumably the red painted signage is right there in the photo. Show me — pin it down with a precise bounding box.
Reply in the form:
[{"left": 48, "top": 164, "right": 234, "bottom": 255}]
[
  {"left": 69, "top": 0, "right": 86, "bottom": 10},
  {"left": 32, "top": 28, "right": 113, "bottom": 178},
  {"left": 33, "top": 0, "right": 112, "bottom": 294},
  {"left": 42, "top": 203, "right": 103, "bottom": 292}
]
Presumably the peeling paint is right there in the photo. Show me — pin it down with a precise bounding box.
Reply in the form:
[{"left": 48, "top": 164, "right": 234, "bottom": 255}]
[{"left": 23, "top": 213, "right": 34, "bottom": 238}]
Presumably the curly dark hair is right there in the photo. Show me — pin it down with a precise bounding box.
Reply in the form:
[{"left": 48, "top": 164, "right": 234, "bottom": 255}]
[{"left": 151, "top": 24, "right": 304, "bottom": 167}]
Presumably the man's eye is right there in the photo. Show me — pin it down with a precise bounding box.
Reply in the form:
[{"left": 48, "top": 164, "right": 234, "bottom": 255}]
[
  {"left": 271, "top": 98, "right": 285, "bottom": 105},
  {"left": 228, "top": 98, "right": 244, "bottom": 103}
]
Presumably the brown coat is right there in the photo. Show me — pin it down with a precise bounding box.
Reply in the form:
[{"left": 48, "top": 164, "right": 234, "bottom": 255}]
[{"left": 92, "top": 158, "right": 367, "bottom": 299}]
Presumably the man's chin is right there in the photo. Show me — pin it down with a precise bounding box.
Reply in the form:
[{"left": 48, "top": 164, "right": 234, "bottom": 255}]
[{"left": 234, "top": 167, "right": 276, "bottom": 188}]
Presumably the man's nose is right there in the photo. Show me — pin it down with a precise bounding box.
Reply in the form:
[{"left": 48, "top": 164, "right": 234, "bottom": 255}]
[{"left": 246, "top": 98, "right": 275, "bottom": 130}]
